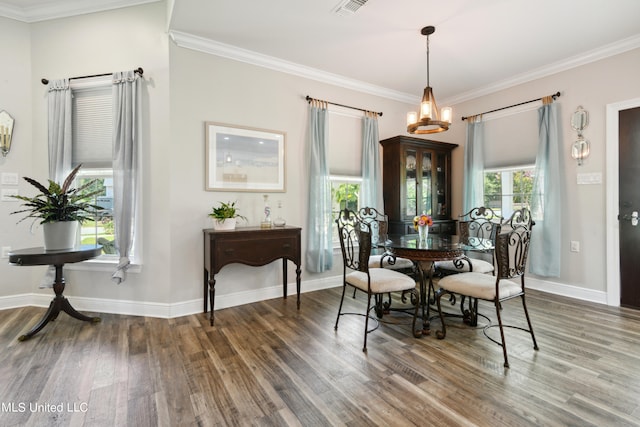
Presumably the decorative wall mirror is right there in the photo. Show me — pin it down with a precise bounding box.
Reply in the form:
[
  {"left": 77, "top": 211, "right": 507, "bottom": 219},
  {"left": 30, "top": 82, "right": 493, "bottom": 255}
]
[
  {"left": 0, "top": 110, "right": 14, "bottom": 157},
  {"left": 570, "top": 106, "right": 589, "bottom": 165}
]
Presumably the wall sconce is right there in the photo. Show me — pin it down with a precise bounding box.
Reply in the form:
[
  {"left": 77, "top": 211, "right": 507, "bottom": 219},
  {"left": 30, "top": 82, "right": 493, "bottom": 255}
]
[
  {"left": 0, "top": 110, "right": 14, "bottom": 157},
  {"left": 570, "top": 106, "right": 589, "bottom": 165}
]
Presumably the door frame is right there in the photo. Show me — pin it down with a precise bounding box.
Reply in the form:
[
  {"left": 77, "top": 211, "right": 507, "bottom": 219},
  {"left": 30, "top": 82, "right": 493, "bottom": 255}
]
[{"left": 605, "top": 97, "right": 640, "bottom": 306}]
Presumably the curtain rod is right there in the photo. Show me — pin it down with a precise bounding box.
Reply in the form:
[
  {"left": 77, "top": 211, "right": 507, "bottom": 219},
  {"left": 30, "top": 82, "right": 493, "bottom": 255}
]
[
  {"left": 41, "top": 67, "right": 144, "bottom": 85},
  {"left": 305, "top": 95, "right": 383, "bottom": 116},
  {"left": 461, "top": 91, "right": 561, "bottom": 121}
]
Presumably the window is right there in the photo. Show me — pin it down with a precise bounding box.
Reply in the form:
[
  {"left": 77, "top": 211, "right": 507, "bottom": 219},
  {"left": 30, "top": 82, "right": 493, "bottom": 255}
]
[
  {"left": 484, "top": 165, "right": 535, "bottom": 220},
  {"left": 71, "top": 80, "right": 119, "bottom": 261},
  {"left": 330, "top": 175, "right": 361, "bottom": 245},
  {"left": 76, "top": 169, "right": 116, "bottom": 256},
  {"left": 70, "top": 77, "right": 142, "bottom": 265}
]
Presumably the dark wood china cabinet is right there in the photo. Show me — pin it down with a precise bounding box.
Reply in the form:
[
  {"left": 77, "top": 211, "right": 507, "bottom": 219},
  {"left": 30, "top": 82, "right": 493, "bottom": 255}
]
[{"left": 380, "top": 135, "right": 458, "bottom": 235}]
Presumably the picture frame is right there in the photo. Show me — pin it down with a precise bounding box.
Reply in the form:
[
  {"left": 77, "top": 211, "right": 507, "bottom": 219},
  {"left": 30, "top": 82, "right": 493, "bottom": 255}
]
[{"left": 205, "top": 122, "right": 286, "bottom": 192}]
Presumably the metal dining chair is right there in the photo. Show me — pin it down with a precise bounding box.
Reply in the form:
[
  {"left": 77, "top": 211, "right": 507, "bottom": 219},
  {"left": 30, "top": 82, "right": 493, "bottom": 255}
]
[
  {"left": 356, "top": 207, "right": 415, "bottom": 272},
  {"left": 433, "top": 208, "right": 538, "bottom": 368},
  {"left": 435, "top": 206, "right": 503, "bottom": 276},
  {"left": 334, "top": 209, "right": 420, "bottom": 351}
]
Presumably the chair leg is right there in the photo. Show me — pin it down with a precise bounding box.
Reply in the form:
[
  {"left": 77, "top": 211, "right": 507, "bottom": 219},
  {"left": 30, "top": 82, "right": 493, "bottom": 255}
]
[
  {"left": 411, "top": 289, "right": 422, "bottom": 338},
  {"left": 374, "top": 294, "right": 384, "bottom": 318},
  {"left": 494, "top": 300, "right": 509, "bottom": 368},
  {"left": 521, "top": 295, "right": 539, "bottom": 350},
  {"left": 334, "top": 283, "right": 348, "bottom": 330},
  {"left": 468, "top": 297, "right": 479, "bottom": 326},
  {"left": 363, "top": 293, "right": 372, "bottom": 352}
]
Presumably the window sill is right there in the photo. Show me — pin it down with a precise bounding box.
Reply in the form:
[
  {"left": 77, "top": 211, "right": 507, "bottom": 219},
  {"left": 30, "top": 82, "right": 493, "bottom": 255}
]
[{"left": 65, "top": 258, "right": 142, "bottom": 273}]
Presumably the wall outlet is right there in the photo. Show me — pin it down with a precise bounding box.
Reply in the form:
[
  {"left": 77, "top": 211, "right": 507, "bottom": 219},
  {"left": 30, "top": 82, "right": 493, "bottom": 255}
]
[
  {"left": 570, "top": 241, "right": 580, "bottom": 252},
  {"left": 1, "top": 246, "right": 10, "bottom": 258}
]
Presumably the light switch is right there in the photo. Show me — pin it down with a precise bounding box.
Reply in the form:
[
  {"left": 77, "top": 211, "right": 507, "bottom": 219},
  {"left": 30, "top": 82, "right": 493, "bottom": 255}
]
[
  {"left": 1, "top": 172, "right": 18, "bottom": 185},
  {"left": 577, "top": 172, "right": 602, "bottom": 185}
]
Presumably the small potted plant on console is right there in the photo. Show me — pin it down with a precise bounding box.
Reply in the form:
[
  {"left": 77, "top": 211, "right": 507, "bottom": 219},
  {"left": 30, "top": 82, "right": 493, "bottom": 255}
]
[{"left": 208, "top": 201, "right": 247, "bottom": 230}]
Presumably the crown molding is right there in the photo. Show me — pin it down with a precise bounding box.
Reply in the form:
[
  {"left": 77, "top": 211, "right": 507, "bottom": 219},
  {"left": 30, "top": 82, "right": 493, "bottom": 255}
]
[
  {"left": 168, "top": 30, "right": 417, "bottom": 105},
  {"left": 171, "top": 30, "right": 640, "bottom": 108},
  {"left": 0, "top": 0, "right": 160, "bottom": 23},
  {"left": 442, "top": 33, "right": 640, "bottom": 106}
]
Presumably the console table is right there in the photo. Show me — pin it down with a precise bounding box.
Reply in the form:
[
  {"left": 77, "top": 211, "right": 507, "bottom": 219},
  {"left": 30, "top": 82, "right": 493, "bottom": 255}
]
[
  {"left": 203, "top": 226, "right": 302, "bottom": 325},
  {"left": 8, "top": 245, "right": 103, "bottom": 341}
]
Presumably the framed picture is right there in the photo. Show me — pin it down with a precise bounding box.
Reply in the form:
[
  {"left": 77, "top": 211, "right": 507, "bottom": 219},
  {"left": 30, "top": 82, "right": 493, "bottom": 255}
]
[{"left": 205, "top": 122, "right": 286, "bottom": 192}]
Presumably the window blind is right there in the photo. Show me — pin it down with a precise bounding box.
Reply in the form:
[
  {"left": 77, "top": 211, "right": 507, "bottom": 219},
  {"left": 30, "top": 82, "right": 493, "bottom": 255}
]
[
  {"left": 483, "top": 109, "right": 538, "bottom": 169},
  {"left": 328, "top": 112, "right": 362, "bottom": 175},
  {"left": 72, "top": 86, "right": 112, "bottom": 168}
]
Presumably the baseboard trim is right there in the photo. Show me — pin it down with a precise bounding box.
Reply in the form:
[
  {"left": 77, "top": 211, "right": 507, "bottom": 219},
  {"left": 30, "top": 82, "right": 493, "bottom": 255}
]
[
  {"left": 0, "top": 275, "right": 607, "bottom": 318},
  {"left": 526, "top": 277, "right": 607, "bottom": 305},
  {"left": 0, "top": 276, "right": 342, "bottom": 319}
]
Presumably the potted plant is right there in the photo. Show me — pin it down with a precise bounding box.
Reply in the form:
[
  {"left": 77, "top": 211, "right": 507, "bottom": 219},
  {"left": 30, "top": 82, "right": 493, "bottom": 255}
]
[
  {"left": 11, "top": 164, "right": 104, "bottom": 250},
  {"left": 208, "top": 201, "right": 247, "bottom": 230}
]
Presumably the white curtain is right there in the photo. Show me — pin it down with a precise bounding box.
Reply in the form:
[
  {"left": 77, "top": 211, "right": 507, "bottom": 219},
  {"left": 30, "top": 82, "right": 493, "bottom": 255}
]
[
  {"left": 462, "top": 115, "right": 485, "bottom": 214},
  {"left": 529, "top": 98, "right": 562, "bottom": 276},
  {"left": 360, "top": 112, "right": 383, "bottom": 212},
  {"left": 41, "top": 79, "right": 73, "bottom": 288},
  {"left": 47, "top": 79, "right": 73, "bottom": 182},
  {"left": 111, "top": 70, "right": 141, "bottom": 284},
  {"left": 306, "top": 101, "right": 333, "bottom": 273}
]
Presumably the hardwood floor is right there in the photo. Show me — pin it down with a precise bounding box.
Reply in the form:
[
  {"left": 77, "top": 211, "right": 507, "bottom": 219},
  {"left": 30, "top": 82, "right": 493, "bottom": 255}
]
[{"left": 1, "top": 285, "right": 639, "bottom": 427}]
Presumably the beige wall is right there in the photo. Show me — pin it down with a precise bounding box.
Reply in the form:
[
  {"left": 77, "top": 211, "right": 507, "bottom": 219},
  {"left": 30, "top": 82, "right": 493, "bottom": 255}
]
[
  {"left": 168, "top": 44, "right": 424, "bottom": 306},
  {"left": 0, "top": 2, "right": 638, "bottom": 316},
  {"left": 0, "top": 3, "right": 173, "bottom": 314},
  {"left": 445, "top": 48, "right": 640, "bottom": 299},
  {"left": 0, "top": 17, "right": 35, "bottom": 297}
]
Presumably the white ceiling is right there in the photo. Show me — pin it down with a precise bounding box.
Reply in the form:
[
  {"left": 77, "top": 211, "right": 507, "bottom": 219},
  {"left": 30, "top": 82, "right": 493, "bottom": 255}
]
[{"left": 2, "top": 0, "right": 640, "bottom": 104}]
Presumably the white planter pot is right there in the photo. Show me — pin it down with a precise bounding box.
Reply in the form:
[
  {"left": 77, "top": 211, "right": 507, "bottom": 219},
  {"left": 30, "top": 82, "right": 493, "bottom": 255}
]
[
  {"left": 43, "top": 221, "right": 78, "bottom": 251},
  {"left": 212, "top": 217, "right": 236, "bottom": 231}
]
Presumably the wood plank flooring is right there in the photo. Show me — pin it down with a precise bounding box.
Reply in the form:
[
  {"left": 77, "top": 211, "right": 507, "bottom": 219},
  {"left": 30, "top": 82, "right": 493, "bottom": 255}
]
[{"left": 1, "top": 285, "right": 639, "bottom": 427}]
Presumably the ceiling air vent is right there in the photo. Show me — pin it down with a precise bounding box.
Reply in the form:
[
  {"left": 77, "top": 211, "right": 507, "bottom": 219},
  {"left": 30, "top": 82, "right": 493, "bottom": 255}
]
[{"left": 333, "top": 0, "right": 368, "bottom": 15}]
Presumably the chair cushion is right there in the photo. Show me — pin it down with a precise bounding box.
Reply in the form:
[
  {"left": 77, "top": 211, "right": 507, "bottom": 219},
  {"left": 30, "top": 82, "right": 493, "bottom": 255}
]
[
  {"left": 438, "top": 272, "right": 522, "bottom": 300},
  {"left": 346, "top": 268, "right": 416, "bottom": 294},
  {"left": 436, "top": 258, "right": 494, "bottom": 274},
  {"left": 368, "top": 254, "right": 414, "bottom": 270}
]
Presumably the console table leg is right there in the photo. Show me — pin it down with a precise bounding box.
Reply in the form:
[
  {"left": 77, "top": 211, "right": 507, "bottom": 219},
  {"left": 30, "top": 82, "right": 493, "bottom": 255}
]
[
  {"left": 296, "top": 264, "right": 301, "bottom": 309},
  {"left": 209, "top": 278, "right": 216, "bottom": 326},
  {"left": 203, "top": 268, "right": 208, "bottom": 313},
  {"left": 282, "top": 259, "right": 288, "bottom": 298}
]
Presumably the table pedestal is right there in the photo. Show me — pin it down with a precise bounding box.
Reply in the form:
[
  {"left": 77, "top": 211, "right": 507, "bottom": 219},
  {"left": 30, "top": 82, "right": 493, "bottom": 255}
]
[
  {"left": 9, "top": 245, "right": 103, "bottom": 341},
  {"left": 19, "top": 264, "right": 101, "bottom": 341}
]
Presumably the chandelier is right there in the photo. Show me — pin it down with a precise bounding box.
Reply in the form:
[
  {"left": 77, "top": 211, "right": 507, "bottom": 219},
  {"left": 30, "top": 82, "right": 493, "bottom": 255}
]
[{"left": 407, "top": 26, "right": 452, "bottom": 134}]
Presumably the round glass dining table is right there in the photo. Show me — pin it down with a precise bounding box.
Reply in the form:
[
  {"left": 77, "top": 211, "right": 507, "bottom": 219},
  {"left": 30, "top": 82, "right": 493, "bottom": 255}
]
[{"left": 381, "top": 233, "right": 466, "bottom": 335}]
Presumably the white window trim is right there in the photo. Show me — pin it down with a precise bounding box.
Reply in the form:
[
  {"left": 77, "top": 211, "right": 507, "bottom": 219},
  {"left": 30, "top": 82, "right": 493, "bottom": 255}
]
[
  {"left": 484, "top": 164, "right": 535, "bottom": 219},
  {"left": 330, "top": 175, "right": 362, "bottom": 249},
  {"left": 65, "top": 259, "right": 142, "bottom": 273}
]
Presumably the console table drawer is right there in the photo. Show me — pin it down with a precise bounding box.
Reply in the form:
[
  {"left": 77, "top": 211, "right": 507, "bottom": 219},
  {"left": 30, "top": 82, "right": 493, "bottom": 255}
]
[{"left": 215, "top": 236, "right": 298, "bottom": 266}]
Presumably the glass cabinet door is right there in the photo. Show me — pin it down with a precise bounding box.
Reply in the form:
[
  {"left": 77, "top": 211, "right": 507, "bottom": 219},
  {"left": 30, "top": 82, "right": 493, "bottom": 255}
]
[
  {"left": 421, "top": 151, "right": 432, "bottom": 216},
  {"left": 405, "top": 150, "right": 417, "bottom": 217},
  {"left": 435, "top": 152, "right": 447, "bottom": 217}
]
